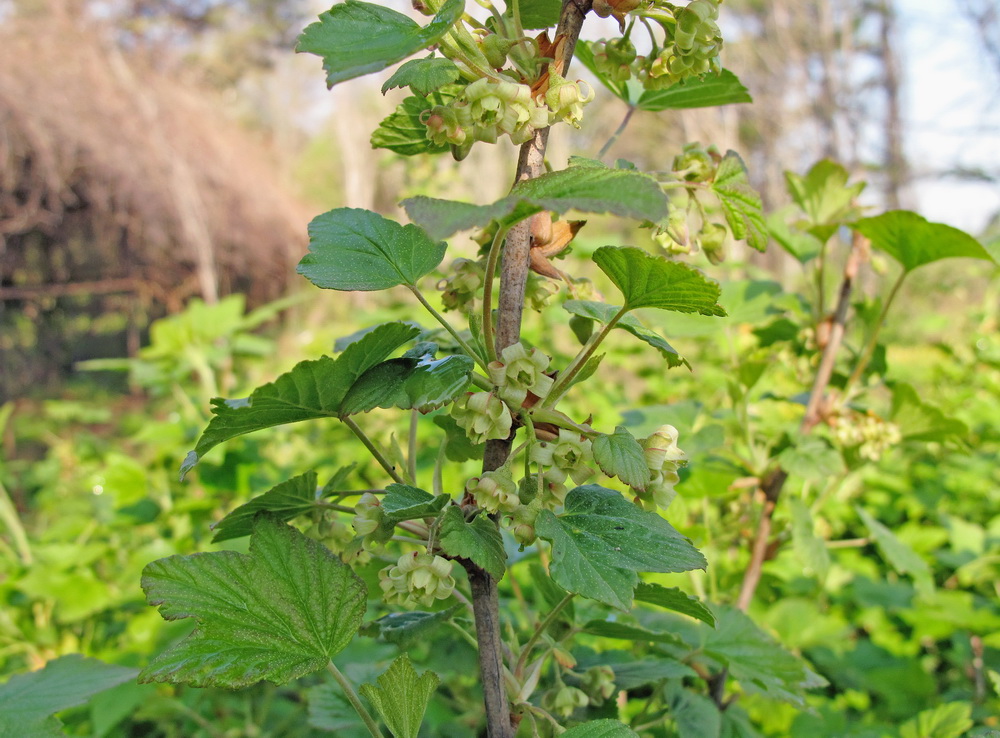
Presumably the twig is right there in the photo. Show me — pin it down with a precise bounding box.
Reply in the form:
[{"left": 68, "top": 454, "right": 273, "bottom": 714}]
[
  {"left": 514, "top": 592, "right": 576, "bottom": 679},
  {"left": 343, "top": 417, "right": 407, "bottom": 485},
  {"left": 597, "top": 105, "right": 636, "bottom": 160},
  {"left": 327, "top": 661, "right": 384, "bottom": 737}
]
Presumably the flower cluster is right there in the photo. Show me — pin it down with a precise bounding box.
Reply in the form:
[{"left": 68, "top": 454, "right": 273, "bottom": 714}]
[
  {"left": 488, "top": 342, "right": 554, "bottom": 408},
  {"left": 833, "top": 411, "right": 902, "bottom": 461},
  {"left": 531, "top": 428, "right": 595, "bottom": 490},
  {"left": 466, "top": 467, "right": 520, "bottom": 514},
  {"left": 379, "top": 551, "right": 456, "bottom": 607},
  {"left": 451, "top": 391, "right": 512, "bottom": 445},
  {"left": 643, "top": 0, "right": 723, "bottom": 89},
  {"left": 437, "top": 258, "right": 485, "bottom": 312}
]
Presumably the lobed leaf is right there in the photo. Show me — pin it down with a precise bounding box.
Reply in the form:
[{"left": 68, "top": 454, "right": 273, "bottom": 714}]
[
  {"left": 339, "top": 353, "right": 473, "bottom": 415},
  {"left": 854, "top": 210, "right": 995, "bottom": 273},
  {"left": 359, "top": 655, "right": 439, "bottom": 738},
  {"left": 712, "top": 151, "right": 768, "bottom": 252},
  {"left": 890, "top": 382, "right": 968, "bottom": 442},
  {"left": 560, "top": 720, "right": 641, "bottom": 738},
  {"left": 592, "top": 247, "right": 726, "bottom": 316},
  {"left": 513, "top": 0, "right": 561, "bottom": 29},
  {"left": 592, "top": 425, "right": 651, "bottom": 489},
  {"left": 665, "top": 682, "right": 722, "bottom": 738},
  {"left": 298, "top": 208, "right": 447, "bottom": 292},
  {"left": 535, "top": 485, "right": 706, "bottom": 610},
  {"left": 784, "top": 159, "right": 865, "bottom": 241},
  {"left": 140, "top": 513, "right": 367, "bottom": 688},
  {"left": 437, "top": 507, "right": 507, "bottom": 580},
  {"left": 371, "top": 91, "right": 454, "bottom": 156},
  {"left": 381, "top": 484, "right": 451, "bottom": 523},
  {"left": 403, "top": 166, "right": 668, "bottom": 240},
  {"left": 297, "top": 0, "right": 463, "bottom": 88},
  {"left": 211, "top": 470, "right": 321, "bottom": 543},
  {"left": 181, "top": 322, "right": 419, "bottom": 475}
]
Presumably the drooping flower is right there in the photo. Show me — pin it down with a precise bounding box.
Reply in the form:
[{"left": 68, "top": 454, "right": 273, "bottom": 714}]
[{"left": 487, "top": 342, "right": 554, "bottom": 408}]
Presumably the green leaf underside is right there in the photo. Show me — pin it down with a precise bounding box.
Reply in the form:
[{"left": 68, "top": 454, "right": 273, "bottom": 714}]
[
  {"left": 575, "top": 42, "right": 632, "bottom": 103},
  {"left": 381, "top": 484, "right": 451, "bottom": 523},
  {"left": 381, "top": 57, "right": 461, "bottom": 97},
  {"left": 513, "top": 0, "right": 561, "bottom": 29},
  {"left": 299, "top": 208, "right": 446, "bottom": 292},
  {"left": 854, "top": 210, "right": 994, "bottom": 273},
  {"left": 560, "top": 720, "right": 641, "bottom": 738},
  {"left": 633, "top": 582, "right": 716, "bottom": 626},
  {"left": 563, "top": 300, "right": 686, "bottom": 367},
  {"left": 359, "top": 655, "right": 439, "bottom": 738},
  {"left": 438, "top": 507, "right": 507, "bottom": 580},
  {"left": 181, "top": 322, "right": 419, "bottom": 475},
  {"left": 372, "top": 91, "right": 455, "bottom": 156},
  {"left": 637, "top": 69, "right": 752, "bottom": 111},
  {"left": 712, "top": 151, "right": 768, "bottom": 252},
  {"left": 592, "top": 426, "right": 651, "bottom": 489},
  {"left": 360, "top": 606, "right": 461, "bottom": 648},
  {"left": 665, "top": 683, "right": 721, "bottom": 738},
  {"left": 592, "top": 247, "right": 726, "bottom": 316},
  {"left": 339, "top": 354, "right": 473, "bottom": 415},
  {"left": 535, "top": 485, "right": 706, "bottom": 610},
  {"left": 581, "top": 619, "right": 686, "bottom": 647},
  {"left": 403, "top": 167, "right": 669, "bottom": 240},
  {"left": 308, "top": 682, "right": 367, "bottom": 735},
  {"left": 890, "top": 382, "right": 968, "bottom": 442},
  {"left": 140, "top": 514, "right": 366, "bottom": 688},
  {"left": 704, "top": 606, "right": 819, "bottom": 706},
  {"left": 609, "top": 659, "right": 697, "bottom": 689},
  {"left": 212, "top": 470, "right": 320, "bottom": 543},
  {"left": 297, "top": 0, "right": 463, "bottom": 87},
  {"left": 0, "top": 655, "right": 138, "bottom": 738}
]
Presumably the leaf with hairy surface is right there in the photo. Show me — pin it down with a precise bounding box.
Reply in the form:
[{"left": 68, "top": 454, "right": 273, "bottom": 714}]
[
  {"left": 381, "top": 57, "right": 461, "bottom": 97},
  {"left": 211, "top": 470, "right": 321, "bottom": 543},
  {"left": 713, "top": 151, "right": 768, "bottom": 251},
  {"left": 297, "top": 0, "right": 463, "bottom": 87},
  {"left": 593, "top": 247, "right": 726, "bottom": 316},
  {"left": 638, "top": 69, "right": 752, "bottom": 111},
  {"left": 140, "top": 514, "right": 367, "bottom": 688},
  {"left": 438, "top": 507, "right": 507, "bottom": 580},
  {"left": 592, "top": 426, "right": 651, "bottom": 489},
  {"left": 360, "top": 655, "right": 440, "bottom": 738},
  {"left": 633, "top": 582, "right": 716, "bottom": 626}
]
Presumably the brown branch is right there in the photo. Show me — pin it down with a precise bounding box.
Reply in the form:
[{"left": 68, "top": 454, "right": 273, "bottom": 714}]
[{"left": 468, "top": 3, "right": 594, "bottom": 736}]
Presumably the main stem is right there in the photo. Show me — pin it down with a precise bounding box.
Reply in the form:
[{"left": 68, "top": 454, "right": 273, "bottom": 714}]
[{"left": 467, "top": 3, "right": 592, "bottom": 735}]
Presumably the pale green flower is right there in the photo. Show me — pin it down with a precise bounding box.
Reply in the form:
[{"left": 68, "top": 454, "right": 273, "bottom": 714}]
[{"left": 487, "top": 342, "right": 554, "bottom": 407}]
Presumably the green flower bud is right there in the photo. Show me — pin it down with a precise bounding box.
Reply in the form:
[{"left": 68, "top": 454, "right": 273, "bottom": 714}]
[
  {"left": 487, "top": 342, "right": 554, "bottom": 408},
  {"left": 525, "top": 274, "right": 560, "bottom": 311},
  {"left": 672, "top": 142, "right": 719, "bottom": 182},
  {"left": 509, "top": 500, "right": 541, "bottom": 546},
  {"left": 466, "top": 467, "right": 520, "bottom": 514},
  {"left": 478, "top": 32, "right": 514, "bottom": 69},
  {"left": 437, "top": 258, "right": 484, "bottom": 312},
  {"left": 456, "top": 77, "right": 548, "bottom": 145},
  {"left": 582, "top": 665, "right": 617, "bottom": 705},
  {"left": 592, "top": 38, "right": 635, "bottom": 83},
  {"left": 451, "top": 391, "right": 513, "bottom": 444},
  {"left": 700, "top": 222, "right": 728, "bottom": 264},
  {"left": 379, "top": 551, "right": 456, "bottom": 607},
  {"left": 543, "top": 685, "right": 589, "bottom": 718},
  {"left": 423, "top": 104, "right": 467, "bottom": 147},
  {"left": 530, "top": 429, "right": 595, "bottom": 485},
  {"left": 352, "top": 492, "right": 383, "bottom": 537}
]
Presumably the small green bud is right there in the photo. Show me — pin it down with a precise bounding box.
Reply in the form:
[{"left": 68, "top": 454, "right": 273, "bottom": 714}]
[
  {"left": 642, "top": 424, "right": 686, "bottom": 471},
  {"left": 700, "top": 222, "right": 728, "bottom": 264},
  {"left": 479, "top": 32, "right": 514, "bottom": 69},
  {"left": 352, "top": 492, "right": 383, "bottom": 537},
  {"left": 582, "top": 665, "right": 617, "bottom": 705},
  {"left": 543, "top": 685, "right": 589, "bottom": 718},
  {"left": 525, "top": 274, "right": 560, "bottom": 311},
  {"left": 437, "top": 258, "right": 484, "bottom": 312},
  {"left": 509, "top": 500, "right": 541, "bottom": 546}
]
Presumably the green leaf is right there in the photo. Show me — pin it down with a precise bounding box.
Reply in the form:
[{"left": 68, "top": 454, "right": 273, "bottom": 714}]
[
  {"left": 784, "top": 160, "right": 865, "bottom": 242},
  {"left": 592, "top": 426, "right": 651, "bottom": 489},
  {"left": 535, "top": 485, "right": 706, "bottom": 610},
  {"left": 403, "top": 166, "right": 669, "bottom": 240},
  {"left": 633, "top": 582, "right": 716, "bottom": 626},
  {"left": 712, "top": 151, "right": 768, "bottom": 252},
  {"left": 359, "top": 655, "right": 439, "bottom": 738},
  {"left": 581, "top": 619, "right": 686, "bottom": 646},
  {"left": 181, "top": 322, "right": 419, "bottom": 475},
  {"left": 665, "top": 682, "right": 722, "bottom": 738},
  {"left": 381, "top": 484, "right": 451, "bottom": 523},
  {"left": 0, "top": 655, "right": 138, "bottom": 738},
  {"left": 513, "top": 0, "right": 561, "bottom": 29},
  {"left": 563, "top": 300, "right": 686, "bottom": 367},
  {"left": 360, "top": 606, "right": 461, "bottom": 648},
  {"left": 371, "top": 92, "right": 453, "bottom": 156},
  {"left": 703, "top": 606, "right": 818, "bottom": 706},
  {"left": 339, "top": 354, "right": 473, "bottom": 415},
  {"left": 637, "top": 69, "right": 752, "bottom": 111},
  {"left": 211, "top": 470, "right": 321, "bottom": 543},
  {"left": 298, "top": 208, "right": 446, "bottom": 292},
  {"left": 856, "top": 507, "right": 933, "bottom": 591},
  {"left": 854, "top": 210, "right": 995, "bottom": 273},
  {"left": 297, "top": 0, "right": 463, "bottom": 87},
  {"left": 308, "top": 682, "right": 367, "bottom": 736},
  {"left": 592, "top": 247, "right": 726, "bottom": 316},
  {"left": 890, "top": 382, "right": 969, "bottom": 442},
  {"left": 381, "top": 57, "right": 461, "bottom": 97},
  {"left": 560, "top": 720, "right": 641, "bottom": 738},
  {"left": 140, "top": 513, "right": 367, "bottom": 687},
  {"left": 900, "top": 702, "right": 973, "bottom": 738},
  {"left": 788, "top": 498, "right": 830, "bottom": 581},
  {"left": 437, "top": 507, "right": 507, "bottom": 580}
]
